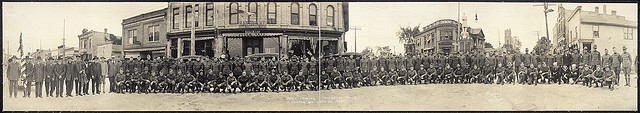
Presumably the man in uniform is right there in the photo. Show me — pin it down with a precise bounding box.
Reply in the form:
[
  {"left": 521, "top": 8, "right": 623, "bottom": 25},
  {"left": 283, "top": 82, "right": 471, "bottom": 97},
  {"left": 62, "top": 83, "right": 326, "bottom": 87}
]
[
  {"left": 611, "top": 47, "right": 622, "bottom": 86},
  {"left": 44, "top": 58, "right": 53, "bottom": 97},
  {"left": 34, "top": 57, "right": 45, "bottom": 98},
  {"left": 591, "top": 45, "right": 602, "bottom": 69},
  {"left": 621, "top": 46, "right": 633, "bottom": 86},
  {"left": 602, "top": 49, "right": 612, "bottom": 71}
]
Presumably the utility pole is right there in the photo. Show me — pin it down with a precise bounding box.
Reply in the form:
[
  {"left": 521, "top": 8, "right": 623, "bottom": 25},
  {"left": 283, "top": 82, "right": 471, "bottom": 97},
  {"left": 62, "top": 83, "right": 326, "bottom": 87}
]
[
  {"left": 534, "top": 3, "right": 556, "bottom": 45},
  {"left": 349, "top": 26, "right": 361, "bottom": 52},
  {"left": 63, "top": 19, "right": 66, "bottom": 58},
  {"left": 190, "top": 7, "right": 197, "bottom": 57}
]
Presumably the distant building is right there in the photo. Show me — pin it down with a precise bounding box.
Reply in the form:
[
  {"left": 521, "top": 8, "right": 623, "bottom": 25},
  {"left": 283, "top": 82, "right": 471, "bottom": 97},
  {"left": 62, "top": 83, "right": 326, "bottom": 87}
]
[
  {"left": 553, "top": 5, "right": 637, "bottom": 57},
  {"left": 57, "top": 45, "right": 79, "bottom": 58},
  {"left": 415, "top": 15, "right": 485, "bottom": 54},
  {"left": 122, "top": 8, "right": 169, "bottom": 59},
  {"left": 28, "top": 49, "right": 52, "bottom": 60},
  {"left": 77, "top": 28, "right": 123, "bottom": 60}
]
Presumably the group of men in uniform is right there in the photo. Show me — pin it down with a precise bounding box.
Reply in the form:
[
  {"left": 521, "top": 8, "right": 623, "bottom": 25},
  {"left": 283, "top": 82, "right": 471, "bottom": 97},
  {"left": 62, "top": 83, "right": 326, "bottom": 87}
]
[
  {"left": 6, "top": 56, "right": 108, "bottom": 98},
  {"left": 5, "top": 44, "right": 637, "bottom": 98}
]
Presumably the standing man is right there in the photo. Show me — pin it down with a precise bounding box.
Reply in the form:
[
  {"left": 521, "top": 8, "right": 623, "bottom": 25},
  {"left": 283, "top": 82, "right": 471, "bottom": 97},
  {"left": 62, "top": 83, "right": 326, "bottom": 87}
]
[
  {"left": 602, "top": 49, "right": 612, "bottom": 72},
  {"left": 44, "top": 58, "right": 52, "bottom": 97},
  {"left": 75, "top": 57, "right": 84, "bottom": 96},
  {"left": 91, "top": 58, "right": 102, "bottom": 94},
  {"left": 34, "top": 57, "right": 45, "bottom": 98},
  {"left": 7, "top": 57, "right": 21, "bottom": 98},
  {"left": 621, "top": 46, "right": 633, "bottom": 86},
  {"left": 611, "top": 47, "right": 622, "bottom": 86},
  {"left": 591, "top": 45, "right": 602, "bottom": 70},
  {"left": 55, "top": 58, "right": 66, "bottom": 98},
  {"left": 65, "top": 57, "right": 76, "bottom": 97}
]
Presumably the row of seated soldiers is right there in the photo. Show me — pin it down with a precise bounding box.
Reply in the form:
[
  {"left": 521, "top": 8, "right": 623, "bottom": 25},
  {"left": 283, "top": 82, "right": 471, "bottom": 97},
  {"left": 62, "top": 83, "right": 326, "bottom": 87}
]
[{"left": 111, "top": 47, "right": 625, "bottom": 93}]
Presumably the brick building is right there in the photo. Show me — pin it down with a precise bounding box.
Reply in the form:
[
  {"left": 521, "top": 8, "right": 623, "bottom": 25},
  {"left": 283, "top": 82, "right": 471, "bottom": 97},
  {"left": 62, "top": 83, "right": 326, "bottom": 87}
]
[
  {"left": 122, "top": 8, "right": 169, "bottom": 59},
  {"left": 164, "top": 2, "right": 349, "bottom": 58}
]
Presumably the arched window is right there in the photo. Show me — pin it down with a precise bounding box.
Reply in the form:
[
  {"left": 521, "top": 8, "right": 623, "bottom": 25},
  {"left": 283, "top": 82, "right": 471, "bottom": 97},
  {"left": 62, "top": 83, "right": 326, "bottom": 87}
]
[
  {"left": 309, "top": 4, "right": 317, "bottom": 26},
  {"left": 290, "top": 3, "right": 299, "bottom": 25},
  {"left": 229, "top": 2, "right": 238, "bottom": 24},
  {"left": 248, "top": 2, "right": 258, "bottom": 24},
  {"left": 327, "top": 5, "right": 335, "bottom": 27},
  {"left": 267, "top": 2, "right": 277, "bottom": 24}
]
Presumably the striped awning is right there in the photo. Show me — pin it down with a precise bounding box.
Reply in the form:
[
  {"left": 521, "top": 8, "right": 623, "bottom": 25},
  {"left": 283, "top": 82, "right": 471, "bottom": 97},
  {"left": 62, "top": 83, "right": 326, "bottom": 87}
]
[
  {"left": 124, "top": 47, "right": 166, "bottom": 52},
  {"left": 223, "top": 33, "right": 282, "bottom": 38}
]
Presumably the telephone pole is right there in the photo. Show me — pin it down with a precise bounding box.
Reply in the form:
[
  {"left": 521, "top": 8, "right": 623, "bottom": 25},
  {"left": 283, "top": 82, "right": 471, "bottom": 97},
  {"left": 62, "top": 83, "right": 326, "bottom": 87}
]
[{"left": 349, "top": 26, "right": 361, "bottom": 52}]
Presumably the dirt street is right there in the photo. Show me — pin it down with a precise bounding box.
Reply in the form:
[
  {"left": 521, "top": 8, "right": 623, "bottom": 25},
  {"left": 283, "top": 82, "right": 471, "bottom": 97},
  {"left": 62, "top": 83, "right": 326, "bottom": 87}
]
[{"left": 3, "top": 77, "right": 637, "bottom": 111}]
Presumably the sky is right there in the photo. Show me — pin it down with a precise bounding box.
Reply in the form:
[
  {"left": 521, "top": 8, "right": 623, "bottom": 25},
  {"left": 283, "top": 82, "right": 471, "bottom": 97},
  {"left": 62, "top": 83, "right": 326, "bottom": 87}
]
[{"left": 2, "top": 2, "right": 637, "bottom": 56}]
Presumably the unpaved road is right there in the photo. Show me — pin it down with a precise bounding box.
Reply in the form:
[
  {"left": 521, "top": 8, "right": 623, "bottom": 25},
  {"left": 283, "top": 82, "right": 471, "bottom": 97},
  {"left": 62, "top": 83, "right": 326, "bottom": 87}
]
[{"left": 3, "top": 68, "right": 638, "bottom": 111}]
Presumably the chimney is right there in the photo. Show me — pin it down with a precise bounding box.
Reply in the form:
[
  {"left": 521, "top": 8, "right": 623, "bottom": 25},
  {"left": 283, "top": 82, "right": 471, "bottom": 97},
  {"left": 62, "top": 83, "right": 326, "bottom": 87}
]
[
  {"left": 594, "top": 6, "right": 599, "bottom": 14},
  {"left": 611, "top": 10, "right": 617, "bottom": 16},
  {"left": 603, "top": 5, "right": 607, "bottom": 14}
]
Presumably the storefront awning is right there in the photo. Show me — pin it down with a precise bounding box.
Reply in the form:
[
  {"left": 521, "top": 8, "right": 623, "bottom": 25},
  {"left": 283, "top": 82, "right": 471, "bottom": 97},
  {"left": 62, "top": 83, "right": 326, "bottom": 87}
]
[
  {"left": 223, "top": 33, "right": 283, "bottom": 38},
  {"left": 124, "top": 47, "right": 166, "bottom": 52},
  {"left": 288, "top": 36, "right": 339, "bottom": 41}
]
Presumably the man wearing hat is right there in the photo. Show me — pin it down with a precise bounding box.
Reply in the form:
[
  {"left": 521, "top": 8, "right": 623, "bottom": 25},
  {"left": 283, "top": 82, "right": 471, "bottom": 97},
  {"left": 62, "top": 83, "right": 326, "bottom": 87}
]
[
  {"left": 591, "top": 45, "right": 601, "bottom": 70},
  {"left": 621, "top": 46, "right": 633, "bottom": 86},
  {"left": 611, "top": 47, "right": 622, "bottom": 86},
  {"left": 7, "top": 57, "right": 21, "bottom": 98},
  {"left": 33, "top": 56, "right": 45, "bottom": 98}
]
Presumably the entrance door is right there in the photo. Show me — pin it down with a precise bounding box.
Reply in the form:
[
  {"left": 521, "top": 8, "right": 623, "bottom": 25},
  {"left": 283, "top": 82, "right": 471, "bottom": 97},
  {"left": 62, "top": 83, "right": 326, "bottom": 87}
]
[
  {"left": 243, "top": 38, "right": 263, "bottom": 56},
  {"left": 582, "top": 43, "right": 592, "bottom": 53}
]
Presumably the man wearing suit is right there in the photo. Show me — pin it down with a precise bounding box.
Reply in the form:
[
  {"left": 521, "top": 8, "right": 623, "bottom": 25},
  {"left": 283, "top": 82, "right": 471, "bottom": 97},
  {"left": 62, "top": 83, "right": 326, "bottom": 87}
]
[
  {"left": 55, "top": 58, "right": 66, "bottom": 98},
  {"left": 65, "top": 57, "right": 76, "bottom": 97},
  {"left": 7, "top": 57, "right": 21, "bottom": 98}
]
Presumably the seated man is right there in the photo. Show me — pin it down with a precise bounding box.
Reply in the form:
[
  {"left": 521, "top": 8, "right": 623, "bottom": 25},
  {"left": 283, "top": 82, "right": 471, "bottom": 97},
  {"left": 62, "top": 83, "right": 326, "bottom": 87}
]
[
  {"left": 569, "top": 64, "right": 580, "bottom": 85},
  {"left": 470, "top": 65, "right": 482, "bottom": 84},
  {"left": 407, "top": 67, "right": 418, "bottom": 85},
  {"left": 602, "top": 66, "right": 615, "bottom": 91},
  {"left": 320, "top": 71, "right": 332, "bottom": 90},
  {"left": 226, "top": 72, "right": 239, "bottom": 94},
  {"left": 268, "top": 70, "right": 281, "bottom": 92},
  {"left": 528, "top": 64, "right": 539, "bottom": 85},
  {"left": 590, "top": 65, "right": 604, "bottom": 88},
  {"left": 442, "top": 64, "right": 454, "bottom": 84},
  {"left": 281, "top": 71, "right": 294, "bottom": 92},
  {"left": 453, "top": 64, "right": 465, "bottom": 84},
  {"left": 237, "top": 71, "right": 251, "bottom": 93},
  {"left": 518, "top": 63, "right": 528, "bottom": 85},
  {"left": 495, "top": 63, "right": 506, "bottom": 85},
  {"left": 307, "top": 71, "right": 318, "bottom": 91}
]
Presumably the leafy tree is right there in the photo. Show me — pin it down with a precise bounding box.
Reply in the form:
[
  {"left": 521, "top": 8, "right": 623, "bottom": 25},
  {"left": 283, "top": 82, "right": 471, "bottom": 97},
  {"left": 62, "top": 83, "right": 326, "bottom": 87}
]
[
  {"left": 361, "top": 47, "right": 375, "bottom": 58},
  {"left": 376, "top": 46, "right": 392, "bottom": 57},
  {"left": 533, "top": 37, "right": 552, "bottom": 55},
  {"left": 396, "top": 25, "right": 422, "bottom": 44},
  {"left": 484, "top": 42, "right": 493, "bottom": 49}
]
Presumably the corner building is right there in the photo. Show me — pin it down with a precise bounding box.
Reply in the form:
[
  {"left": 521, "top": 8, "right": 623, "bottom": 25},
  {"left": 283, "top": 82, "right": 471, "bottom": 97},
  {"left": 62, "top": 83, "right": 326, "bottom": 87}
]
[{"left": 167, "top": 2, "right": 349, "bottom": 58}]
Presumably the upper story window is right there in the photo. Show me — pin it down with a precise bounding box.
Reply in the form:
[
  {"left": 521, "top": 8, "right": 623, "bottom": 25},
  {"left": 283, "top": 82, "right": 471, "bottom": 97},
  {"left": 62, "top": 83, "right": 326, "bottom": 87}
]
[
  {"left": 248, "top": 2, "right": 258, "bottom": 24},
  {"left": 172, "top": 8, "right": 179, "bottom": 29},
  {"left": 440, "top": 30, "right": 453, "bottom": 40},
  {"left": 593, "top": 25, "right": 599, "bottom": 38},
  {"left": 326, "top": 5, "right": 335, "bottom": 27},
  {"left": 129, "top": 29, "right": 138, "bottom": 44},
  {"left": 194, "top": 4, "right": 199, "bottom": 27},
  {"left": 229, "top": 3, "right": 238, "bottom": 24},
  {"left": 148, "top": 25, "right": 160, "bottom": 42},
  {"left": 291, "top": 3, "right": 300, "bottom": 25},
  {"left": 185, "top": 5, "right": 193, "bottom": 28},
  {"left": 624, "top": 28, "right": 633, "bottom": 40},
  {"left": 309, "top": 4, "right": 317, "bottom": 26},
  {"left": 206, "top": 3, "right": 214, "bottom": 26},
  {"left": 267, "top": 2, "right": 277, "bottom": 24}
]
